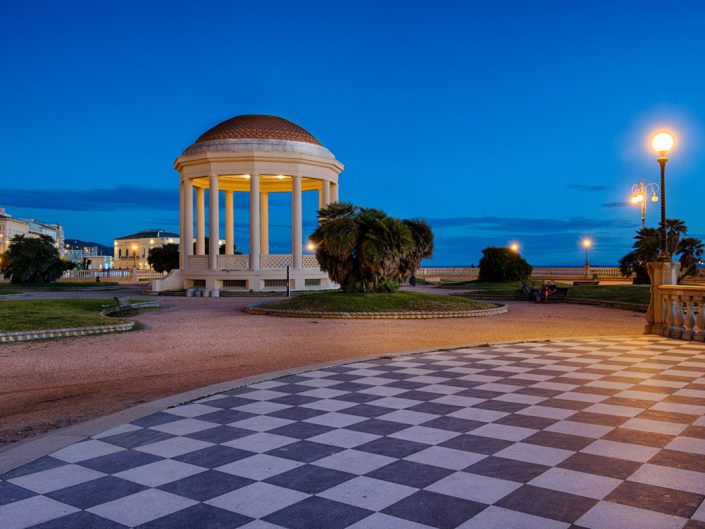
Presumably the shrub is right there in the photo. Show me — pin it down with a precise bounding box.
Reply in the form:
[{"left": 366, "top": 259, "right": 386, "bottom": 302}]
[
  {"left": 478, "top": 246, "right": 532, "bottom": 282},
  {"left": 0, "top": 234, "right": 75, "bottom": 283},
  {"left": 148, "top": 243, "right": 180, "bottom": 273}
]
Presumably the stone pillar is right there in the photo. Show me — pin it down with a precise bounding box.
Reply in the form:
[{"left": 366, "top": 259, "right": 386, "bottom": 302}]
[
  {"left": 645, "top": 261, "right": 680, "bottom": 335},
  {"left": 179, "top": 180, "right": 185, "bottom": 270},
  {"left": 331, "top": 182, "right": 339, "bottom": 203},
  {"left": 183, "top": 179, "right": 194, "bottom": 268},
  {"left": 225, "top": 191, "right": 234, "bottom": 255},
  {"left": 249, "top": 174, "right": 261, "bottom": 270},
  {"left": 292, "top": 175, "right": 303, "bottom": 270},
  {"left": 322, "top": 180, "right": 331, "bottom": 206},
  {"left": 261, "top": 192, "right": 269, "bottom": 255},
  {"left": 196, "top": 187, "right": 205, "bottom": 255},
  {"left": 208, "top": 174, "right": 220, "bottom": 271}
]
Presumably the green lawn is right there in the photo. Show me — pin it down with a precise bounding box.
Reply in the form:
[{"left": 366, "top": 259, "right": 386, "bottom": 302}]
[
  {"left": 448, "top": 280, "right": 651, "bottom": 305},
  {"left": 0, "top": 299, "right": 125, "bottom": 332},
  {"left": 567, "top": 285, "right": 650, "bottom": 304},
  {"left": 262, "top": 291, "right": 496, "bottom": 312}
]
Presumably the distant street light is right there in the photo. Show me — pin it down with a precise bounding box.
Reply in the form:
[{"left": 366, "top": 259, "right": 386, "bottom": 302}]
[
  {"left": 306, "top": 241, "right": 316, "bottom": 252},
  {"left": 582, "top": 238, "right": 592, "bottom": 278},
  {"left": 509, "top": 243, "right": 520, "bottom": 253},
  {"left": 630, "top": 177, "right": 659, "bottom": 230},
  {"left": 651, "top": 131, "right": 674, "bottom": 260},
  {"left": 131, "top": 244, "right": 138, "bottom": 268}
]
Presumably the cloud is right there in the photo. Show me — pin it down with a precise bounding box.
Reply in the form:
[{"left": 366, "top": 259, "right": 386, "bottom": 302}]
[
  {"left": 566, "top": 184, "right": 610, "bottom": 192},
  {"left": 424, "top": 215, "right": 631, "bottom": 233},
  {"left": 602, "top": 202, "right": 629, "bottom": 209},
  {"left": 0, "top": 186, "right": 178, "bottom": 211}
]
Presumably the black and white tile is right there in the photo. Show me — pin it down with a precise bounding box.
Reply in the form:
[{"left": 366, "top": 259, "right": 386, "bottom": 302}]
[{"left": 2, "top": 336, "right": 705, "bottom": 528}]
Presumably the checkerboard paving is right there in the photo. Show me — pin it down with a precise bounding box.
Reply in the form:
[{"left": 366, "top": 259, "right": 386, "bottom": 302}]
[{"left": 2, "top": 336, "right": 705, "bottom": 528}]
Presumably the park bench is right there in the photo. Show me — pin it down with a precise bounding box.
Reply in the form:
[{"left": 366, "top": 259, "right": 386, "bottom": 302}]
[{"left": 113, "top": 297, "right": 132, "bottom": 310}]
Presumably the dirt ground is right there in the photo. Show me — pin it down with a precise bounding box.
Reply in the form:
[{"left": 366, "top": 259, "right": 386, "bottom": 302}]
[{"left": 0, "top": 290, "right": 644, "bottom": 445}]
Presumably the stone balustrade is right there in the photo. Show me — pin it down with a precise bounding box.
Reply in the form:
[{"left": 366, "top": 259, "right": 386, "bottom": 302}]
[
  {"left": 416, "top": 266, "right": 631, "bottom": 280},
  {"left": 655, "top": 285, "right": 705, "bottom": 341}
]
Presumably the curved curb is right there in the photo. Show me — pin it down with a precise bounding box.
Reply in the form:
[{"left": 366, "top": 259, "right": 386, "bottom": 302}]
[
  {"left": 0, "top": 293, "right": 24, "bottom": 300},
  {"left": 0, "top": 333, "right": 656, "bottom": 476},
  {"left": 243, "top": 301, "right": 508, "bottom": 319},
  {"left": 0, "top": 322, "right": 135, "bottom": 343}
]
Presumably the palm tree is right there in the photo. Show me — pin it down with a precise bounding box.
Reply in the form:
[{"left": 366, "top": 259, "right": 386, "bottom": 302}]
[
  {"left": 619, "top": 219, "right": 703, "bottom": 283},
  {"left": 678, "top": 237, "right": 705, "bottom": 279},
  {"left": 310, "top": 203, "right": 434, "bottom": 292}
]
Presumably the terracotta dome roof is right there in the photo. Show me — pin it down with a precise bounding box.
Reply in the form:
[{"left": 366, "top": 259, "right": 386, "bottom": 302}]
[{"left": 195, "top": 115, "right": 321, "bottom": 145}]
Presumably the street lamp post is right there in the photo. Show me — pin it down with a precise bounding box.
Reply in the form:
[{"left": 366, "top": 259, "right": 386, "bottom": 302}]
[
  {"left": 582, "top": 239, "right": 592, "bottom": 278},
  {"left": 630, "top": 177, "right": 659, "bottom": 230},
  {"left": 651, "top": 132, "right": 674, "bottom": 261}
]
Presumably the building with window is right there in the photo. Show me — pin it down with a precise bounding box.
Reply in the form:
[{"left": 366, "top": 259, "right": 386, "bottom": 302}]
[
  {"left": 0, "top": 208, "right": 64, "bottom": 254},
  {"left": 114, "top": 230, "right": 179, "bottom": 269}
]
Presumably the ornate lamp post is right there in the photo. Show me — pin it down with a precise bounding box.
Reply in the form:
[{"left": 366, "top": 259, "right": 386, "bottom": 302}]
[
  {"left": 582, "top": 238, "right": 592, "bottom": 278},
  {"left": 630, "top": 177, "right": 659, "bottom": 230},
  {"left": 651, "top": 132, "right": 674, "bottom": 261}
]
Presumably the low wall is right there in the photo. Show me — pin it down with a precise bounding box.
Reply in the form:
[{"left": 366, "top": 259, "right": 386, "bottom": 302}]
[{"left": 417, "top": 266, "right": 631, "bottom": 281}]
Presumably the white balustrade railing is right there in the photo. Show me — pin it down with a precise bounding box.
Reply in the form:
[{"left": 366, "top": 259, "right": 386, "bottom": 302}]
[
  {"left": 262, "top": 254, "right": 293, "bottom": 269},
  {"left": 185, "top": 254, "right": 320, "bottom": 271},
  {"left": 656, "top": 285, "right": 705, "bottom": 342},
  {"left": 303, "top": 255, "right": 320, "bottom": 269},
  {"left": 218, "top": 254, "right": 250, "bottom": 269},
  {"left": 416, "top": 266, "right": 630, "bottom": 279},
  {"left": 187, "top": 255, "right": 209, "bottom": 270}
]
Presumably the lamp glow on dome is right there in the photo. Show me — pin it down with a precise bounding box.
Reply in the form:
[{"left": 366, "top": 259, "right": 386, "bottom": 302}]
[{"left": 652, "top": 132, "right": 674, "bottom": 155}]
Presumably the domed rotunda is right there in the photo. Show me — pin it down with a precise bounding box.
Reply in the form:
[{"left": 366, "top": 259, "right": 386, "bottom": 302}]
[{"left": 153, "top": 115, "right": 343, "bottom": 293}]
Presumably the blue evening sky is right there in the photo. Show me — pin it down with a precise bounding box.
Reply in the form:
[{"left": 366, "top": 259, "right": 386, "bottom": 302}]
[{"left": 1, "top": 0, "right": 703, "bottom": 265}]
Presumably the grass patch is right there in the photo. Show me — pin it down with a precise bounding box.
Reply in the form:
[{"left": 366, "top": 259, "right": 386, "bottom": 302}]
[
  {"left": 452, "top": 279, "right": 651, "bottom": 305},
  {"left": 567, "top": 285, "right": 650, "bottom": 304},
  {"left": 0, "top": 299, "right": 125, "bottom": 332},
  {"left": 262, "top": 291, "right": 496, "bottom": 313}
]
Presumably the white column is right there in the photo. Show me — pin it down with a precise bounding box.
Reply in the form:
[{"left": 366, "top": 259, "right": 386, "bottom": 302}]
[
  {"left": 292, "top": 175, "right": 303, "bottom": 270},
  {"left": 208, "top": 174, "right": 220, "bottom": 271},
  {"left": 261, "top": 192, "right": 269, "bottom": 255},
  {"left": 196, "top": 187, "right": 205, "bottom": 255},
  {"left": 331, "top": 182, "right": 339, "bottom": 203},
  {"left": 183, "top": 179, "right": 194, "bottom": 269},
  {"left": 179, "top": 180, "right": 185, "bottom": 270},
  {"left": 322, "top": 180, "right": 331, "bottom": 206},
  {"left": 225, "top": 191, "right": 234, "bottom": 255},
  {"left": 249, "top": 174, "right": 261, "bottom": 270}
]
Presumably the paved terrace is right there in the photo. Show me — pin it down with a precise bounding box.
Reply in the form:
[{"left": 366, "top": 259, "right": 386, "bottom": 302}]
[
  {"left": 2, "top": 336, "right": 704, "bottom": 529},
  {"left": 1, "top": 289, "right": 644, "bottom": 444}
]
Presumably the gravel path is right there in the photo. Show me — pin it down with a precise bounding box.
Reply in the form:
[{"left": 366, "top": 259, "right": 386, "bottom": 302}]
[{"left": 0, "top": 292, "right": 644, "bottom": 445}]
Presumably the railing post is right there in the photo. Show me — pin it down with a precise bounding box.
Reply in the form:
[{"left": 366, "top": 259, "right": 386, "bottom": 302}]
[
  {"left": 683, "top": 295, "right": 696, "bottom": 341},
  {"left": 645, "top": 261, "right": 680, "bottom": 335},
  {"left": 696, "top": 294, "right": 705, "bottom": 342}
]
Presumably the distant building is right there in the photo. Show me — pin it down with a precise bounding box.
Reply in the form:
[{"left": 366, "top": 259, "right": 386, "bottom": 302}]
[
  {"left": 0, "top": 208, "right": 64, "bottom": 254},
  {"left": 64, "top": 241, "right": 113, "bottom": 270},
  {"left": 114, "top": 229, "right": 179, "bottom": 269}
]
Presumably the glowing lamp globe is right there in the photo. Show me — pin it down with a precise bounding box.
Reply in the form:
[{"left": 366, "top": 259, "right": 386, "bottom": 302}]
[
  {"left": 510, "top": 243, "right": 519, "bottom": 252},
  {"left": 652, "top": 132, "right": 674, "bottom": 155},
  {"left": 651, "top": 194, "right": 659, "bottom": 203},
  {"left": 582, "top": 239, "right": 592, "bottom": 249},
  {"left": 306, "top": 242, "right": 315, "bottom": 252}
]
